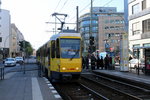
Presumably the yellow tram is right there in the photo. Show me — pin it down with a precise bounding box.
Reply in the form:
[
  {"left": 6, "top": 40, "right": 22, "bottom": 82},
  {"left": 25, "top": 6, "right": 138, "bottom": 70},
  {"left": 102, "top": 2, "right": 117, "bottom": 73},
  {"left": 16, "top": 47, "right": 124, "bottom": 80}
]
[{"left": 37, "top": 30, "right": 82, "bottom": 81}]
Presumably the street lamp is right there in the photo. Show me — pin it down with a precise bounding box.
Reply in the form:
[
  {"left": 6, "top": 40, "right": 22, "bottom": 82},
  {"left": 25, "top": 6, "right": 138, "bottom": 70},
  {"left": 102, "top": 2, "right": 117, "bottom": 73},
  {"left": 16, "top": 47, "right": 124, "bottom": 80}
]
[{"left": 23, "top": 40, "right": 25, "bottom": 74}]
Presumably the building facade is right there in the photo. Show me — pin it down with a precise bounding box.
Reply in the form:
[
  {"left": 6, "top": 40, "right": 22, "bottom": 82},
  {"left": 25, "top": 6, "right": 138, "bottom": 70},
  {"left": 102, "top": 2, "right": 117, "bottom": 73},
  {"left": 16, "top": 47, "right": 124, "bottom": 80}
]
[
  {"left": 11, "top": 24, "right": 24, "bottom": 57},
  {"left": 0, "top": 9, "right": 25, "bottom": 59},
  {"left": 98, "top": 14, "right": 125, "bottom": 54},
  {"left": 128, "top": 0, "right": 150, "bottom": 58},
  {"left": 0, "top": 9, "right": 11, "bottom": 59},
  {"left": 79, "top": 7, "right": 125, "bottom": 56}
]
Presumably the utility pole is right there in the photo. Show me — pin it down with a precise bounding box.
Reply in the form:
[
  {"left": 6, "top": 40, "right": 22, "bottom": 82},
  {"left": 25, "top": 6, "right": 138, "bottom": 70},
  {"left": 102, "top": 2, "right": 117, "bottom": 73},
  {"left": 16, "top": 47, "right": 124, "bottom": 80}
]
[
  {"left": 90, "top": 0, "right": 93, "bottom": 38},
  {"left": 76, "top": 6, "right": 79, "bottom": 33},
  {"left": 89, "top": 0, "right": 94, "bottom": 54},
  {"left": 23, "top": 40, "right": 25, "bottom": 74},
  {"left": 120, "top": 0, "right": 129, "bottom": 72}
]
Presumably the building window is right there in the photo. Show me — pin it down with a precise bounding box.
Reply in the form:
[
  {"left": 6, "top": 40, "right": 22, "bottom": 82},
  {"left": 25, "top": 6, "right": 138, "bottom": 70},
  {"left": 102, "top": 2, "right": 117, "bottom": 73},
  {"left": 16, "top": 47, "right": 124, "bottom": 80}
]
[
  {"left": 132, "top": 22, "right": 140, "bottom": 35},
  {"left": 105, "top": 26, "right": 109, "bottom": 30},
  {"left": 143, "top": 43, "right": 150, "bottom": 47},
  {"left": 105, "top": 20, "right": 109, "bottom": 23},
  {"left": 142, "top": 18, "right": 150, "bottom": 33},
  {"left": 132, "top": 3, "right": 140, "bottom": 14},
  {"left": 142, "top": 0, "right": 146, "bottom": 10}
]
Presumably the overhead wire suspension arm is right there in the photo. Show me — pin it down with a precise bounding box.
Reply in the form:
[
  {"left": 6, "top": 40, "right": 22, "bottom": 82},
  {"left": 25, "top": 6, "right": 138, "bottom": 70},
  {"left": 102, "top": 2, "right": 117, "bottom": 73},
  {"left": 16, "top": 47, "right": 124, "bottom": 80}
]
[{"left": 52, "top": 12, "right": 68, "bottom": 30}]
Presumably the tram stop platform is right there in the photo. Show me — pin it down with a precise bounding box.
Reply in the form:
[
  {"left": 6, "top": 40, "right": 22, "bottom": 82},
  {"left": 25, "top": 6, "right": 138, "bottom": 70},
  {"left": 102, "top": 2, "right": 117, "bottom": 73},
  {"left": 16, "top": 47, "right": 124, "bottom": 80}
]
[
  {"left": 92, "top": 68, "right": 150, "bottom": 86},
  {"left": 0, "top": 64, "right": 62, "bottom": 100}
]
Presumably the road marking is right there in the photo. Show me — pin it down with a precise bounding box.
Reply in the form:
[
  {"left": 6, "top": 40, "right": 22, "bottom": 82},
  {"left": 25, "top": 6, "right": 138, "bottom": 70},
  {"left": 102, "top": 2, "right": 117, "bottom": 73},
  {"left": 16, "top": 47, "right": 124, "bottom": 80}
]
[
  {"left": 43, "top": 77, "right": 62, "bottom": 99},
  {"left": 52, "top": 90, "right": 58, "bottom": 94},
  {"left": 46, "top": 81, "right": 50, "bottom": 84},
  {"left": 32, "top": 77, "right": 43, "bottom": 100},
  {"left": 54, "top": 94, "right": 61, "bottom": 99},
  {"left": 49, "top": 86, "right": 54, "bottom": 89},
  {"left": 47, "top": 83, "right": 52, "bottom": 86}
]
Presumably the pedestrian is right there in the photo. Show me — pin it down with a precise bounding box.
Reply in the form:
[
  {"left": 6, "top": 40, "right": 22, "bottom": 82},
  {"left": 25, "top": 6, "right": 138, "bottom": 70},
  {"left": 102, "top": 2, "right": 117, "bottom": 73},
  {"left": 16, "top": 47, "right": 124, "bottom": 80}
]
[
  {"left": 85, "top": 54, "right": 90, "bottom": 70},
  {"left": 109, "top": 56, "right": 112, "bottom": 70},
  {"left": 100, "top": 56, "right": 104, "bottom": 69},
  {"left": 97, "top": 56, "right": 100, "bottom": 69},
  {"left": 91, "top": 54, "right": 96, "bottom": 70},
  {"left": 82, "top": 56, "right": 85, "bottom": 69},
  {"left": 112, "top": 56, "right": 115, "bottom": 70},
  {"left": 104, "top": 54, "right": 110, "bottom": 70}
]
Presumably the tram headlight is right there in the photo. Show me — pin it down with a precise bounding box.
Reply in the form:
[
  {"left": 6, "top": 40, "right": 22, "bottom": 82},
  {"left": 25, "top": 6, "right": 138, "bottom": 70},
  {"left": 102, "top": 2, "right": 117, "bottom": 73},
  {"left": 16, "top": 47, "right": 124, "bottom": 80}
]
[
  {"left": 62, "top": 67, "right": 66, "bottom": 70},
  {"left": 76, "top": 67, "right": 79, "bottom": 70}
]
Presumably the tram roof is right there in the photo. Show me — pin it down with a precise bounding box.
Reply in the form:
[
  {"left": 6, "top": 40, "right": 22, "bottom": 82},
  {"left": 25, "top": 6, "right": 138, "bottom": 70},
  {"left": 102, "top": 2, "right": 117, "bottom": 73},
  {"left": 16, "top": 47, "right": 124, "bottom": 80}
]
[{"left": 50, "top": 32, "right": 81, "bottom": 40}]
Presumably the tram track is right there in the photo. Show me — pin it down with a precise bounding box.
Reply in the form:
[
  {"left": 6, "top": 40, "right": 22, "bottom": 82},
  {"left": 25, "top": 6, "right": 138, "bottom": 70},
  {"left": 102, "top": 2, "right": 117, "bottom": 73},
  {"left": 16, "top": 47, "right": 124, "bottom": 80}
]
[
  {"left": 53, "top": 82, "right": 109, "bottom": 100},
  {"left": 80, "top": 73, "right": 150, "bottom": 100},
  {"left": 52, "top": 73, "right": 150, "bottom": 100},
  {"left": 93, "top": 71, "right": 150, "bottom": 90}
]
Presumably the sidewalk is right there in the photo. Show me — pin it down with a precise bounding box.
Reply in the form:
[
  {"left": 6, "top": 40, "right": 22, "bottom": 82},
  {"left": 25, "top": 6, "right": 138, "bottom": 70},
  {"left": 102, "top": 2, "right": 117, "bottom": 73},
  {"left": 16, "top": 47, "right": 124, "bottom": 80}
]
[{"left": 0, "top": 64, "right": 62, "bottom": 100}]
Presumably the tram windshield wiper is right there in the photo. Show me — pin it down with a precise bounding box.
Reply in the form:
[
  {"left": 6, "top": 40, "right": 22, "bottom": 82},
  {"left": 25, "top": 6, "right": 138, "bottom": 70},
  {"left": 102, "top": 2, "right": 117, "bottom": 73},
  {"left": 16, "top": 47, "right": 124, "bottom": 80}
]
[{"left": 70, "top": 50, "right": 79, "bottom": 61}]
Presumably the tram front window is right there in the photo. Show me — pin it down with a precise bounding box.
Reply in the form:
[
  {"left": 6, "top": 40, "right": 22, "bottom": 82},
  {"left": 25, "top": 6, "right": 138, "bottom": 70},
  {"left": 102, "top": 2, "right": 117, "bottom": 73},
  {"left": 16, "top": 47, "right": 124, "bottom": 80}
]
[{"left": 60, "top": 38, "right": 80, "bottom": 58}]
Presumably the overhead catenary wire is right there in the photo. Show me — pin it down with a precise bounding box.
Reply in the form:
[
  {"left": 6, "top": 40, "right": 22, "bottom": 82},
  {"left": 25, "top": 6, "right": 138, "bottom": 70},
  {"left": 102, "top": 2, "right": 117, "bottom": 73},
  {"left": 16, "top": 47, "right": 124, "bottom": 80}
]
[
  {"left": 68, "top": 0, "right": 114, "bottom": 22},
  {"left": 51, "top": 0, "right": 115, "bottom": 30},
  {"left": 68, "top": 0, "right": 95, "bottom": 22},
  {"left": 103, "top": 0, "right": 113, "bottom": 7},
  {"left": 54, "top": 0, "right": 62, "bottom": 12},
  {"left": 59, "top": 0, "right": 69, "bottom": 12}
]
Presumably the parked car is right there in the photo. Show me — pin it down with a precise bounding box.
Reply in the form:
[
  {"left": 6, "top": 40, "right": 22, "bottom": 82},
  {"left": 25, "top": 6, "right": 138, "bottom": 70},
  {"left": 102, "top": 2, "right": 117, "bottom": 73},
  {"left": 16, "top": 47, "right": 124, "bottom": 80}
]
[
  {"left": 15, "top": 57, "right": 24, "bottom": 64},
  {"left": 4, "top": 58, "right": 16, "bottom": 67}
]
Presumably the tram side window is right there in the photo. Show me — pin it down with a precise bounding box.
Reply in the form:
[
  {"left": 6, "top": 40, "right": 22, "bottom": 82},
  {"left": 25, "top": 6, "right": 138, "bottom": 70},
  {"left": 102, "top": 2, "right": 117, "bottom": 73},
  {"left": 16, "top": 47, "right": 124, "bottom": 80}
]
[
  {"left": 51, "top": 40, "right": 55, "bottom": 58},
  {"left": 56, "top": 39, "right": 60, "bottom": 58},
  {"left": 47, "top": 47, "right": 50, "bottom": 65}
]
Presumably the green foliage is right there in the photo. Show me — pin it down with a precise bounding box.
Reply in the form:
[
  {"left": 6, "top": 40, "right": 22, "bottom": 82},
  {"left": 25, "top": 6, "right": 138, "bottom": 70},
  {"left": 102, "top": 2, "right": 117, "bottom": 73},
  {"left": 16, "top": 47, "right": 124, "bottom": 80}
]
[{"left": 19, "top": 40, "right": 33, "bottom": 56}]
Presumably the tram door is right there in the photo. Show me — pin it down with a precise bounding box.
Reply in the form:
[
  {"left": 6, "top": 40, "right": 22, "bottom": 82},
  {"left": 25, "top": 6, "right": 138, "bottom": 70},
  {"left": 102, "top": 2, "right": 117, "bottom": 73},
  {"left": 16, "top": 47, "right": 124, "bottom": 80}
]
[{"left": 145, "top": 49, "right": 150, "bottom": 75}]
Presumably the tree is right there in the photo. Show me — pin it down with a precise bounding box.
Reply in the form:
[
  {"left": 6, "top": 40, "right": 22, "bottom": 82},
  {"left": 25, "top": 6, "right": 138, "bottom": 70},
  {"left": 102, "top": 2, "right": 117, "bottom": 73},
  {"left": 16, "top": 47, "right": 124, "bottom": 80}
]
[{"left": 19, "top": 40, "right": 33, "bottom": 57}]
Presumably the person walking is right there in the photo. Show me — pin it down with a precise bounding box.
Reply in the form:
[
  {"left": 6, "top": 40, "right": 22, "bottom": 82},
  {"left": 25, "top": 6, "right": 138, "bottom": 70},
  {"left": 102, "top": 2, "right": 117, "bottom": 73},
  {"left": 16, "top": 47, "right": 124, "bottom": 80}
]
[{"left": 104, "top": 54, "right": 110, "bottom": 70}]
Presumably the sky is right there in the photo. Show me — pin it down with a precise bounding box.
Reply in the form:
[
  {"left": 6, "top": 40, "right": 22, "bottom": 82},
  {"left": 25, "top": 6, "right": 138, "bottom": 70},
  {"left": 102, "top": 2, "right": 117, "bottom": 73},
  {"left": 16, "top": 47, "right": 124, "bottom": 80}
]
[{"left": 1, "top": 0, "right": 124, "bottom": 50}]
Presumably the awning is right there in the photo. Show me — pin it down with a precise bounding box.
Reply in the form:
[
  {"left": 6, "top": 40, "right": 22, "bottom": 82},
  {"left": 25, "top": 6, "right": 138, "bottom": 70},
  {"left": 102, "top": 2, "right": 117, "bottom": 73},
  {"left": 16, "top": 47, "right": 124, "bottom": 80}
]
[{"left": 133, "top": 46, "right": 150, "bottom": 50}]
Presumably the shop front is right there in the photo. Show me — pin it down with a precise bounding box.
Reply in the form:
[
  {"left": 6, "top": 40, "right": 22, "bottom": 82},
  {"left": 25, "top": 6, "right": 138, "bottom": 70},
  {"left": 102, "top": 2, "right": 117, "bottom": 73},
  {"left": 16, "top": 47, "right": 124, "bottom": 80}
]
[
  {"left": 133, "top": 46, "right": 150, "bottom": 75},
  {"left": 145, "top": 48, "right": 150, "bottom": 75}
]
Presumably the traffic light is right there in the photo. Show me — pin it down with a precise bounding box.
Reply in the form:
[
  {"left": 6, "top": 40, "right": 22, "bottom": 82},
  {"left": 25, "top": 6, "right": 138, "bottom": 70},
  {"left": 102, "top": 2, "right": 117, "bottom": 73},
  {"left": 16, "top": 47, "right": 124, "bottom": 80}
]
[
  {"left": 88, "top": 45, "right": 96, "bottom": 53},
  {"left": 19, "top": 41, "right": 23, "bottom": 47},
  {"left": 19, "top": 41, "right": 23, "bottom": 51},
  {"left": 90, "top": 36, "right": 94, "bottom": 45}
]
